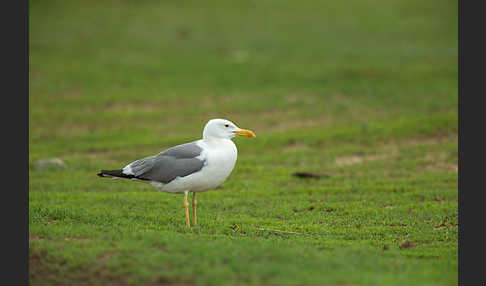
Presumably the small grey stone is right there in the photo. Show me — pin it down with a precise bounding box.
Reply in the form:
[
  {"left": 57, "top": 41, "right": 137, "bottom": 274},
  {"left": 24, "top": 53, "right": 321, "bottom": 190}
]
[{"left": 34, "top": 158, "right": 67, "bottom": 170}]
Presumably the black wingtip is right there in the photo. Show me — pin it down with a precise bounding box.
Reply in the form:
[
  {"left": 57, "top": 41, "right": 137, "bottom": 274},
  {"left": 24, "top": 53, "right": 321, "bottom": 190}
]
[{"left": 97, "top": 169, "right": 140, "bottom": 180}]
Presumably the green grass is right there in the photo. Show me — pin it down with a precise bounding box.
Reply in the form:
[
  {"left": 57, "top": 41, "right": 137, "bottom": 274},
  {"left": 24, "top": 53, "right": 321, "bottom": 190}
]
[{"left": 29, "top": 0, "right": 458, "bottom": 285}]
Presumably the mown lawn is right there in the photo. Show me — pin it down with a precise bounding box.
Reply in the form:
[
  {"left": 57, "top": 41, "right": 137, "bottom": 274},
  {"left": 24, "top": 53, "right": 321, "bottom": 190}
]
[{"left": 29, "top": 0, "right": 458, "bottom": 285}]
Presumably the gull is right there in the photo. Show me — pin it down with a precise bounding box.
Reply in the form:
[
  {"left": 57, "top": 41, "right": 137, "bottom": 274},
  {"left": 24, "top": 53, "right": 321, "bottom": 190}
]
[{"left": 97, "top": 118, "right": 256, "bottom": 227}]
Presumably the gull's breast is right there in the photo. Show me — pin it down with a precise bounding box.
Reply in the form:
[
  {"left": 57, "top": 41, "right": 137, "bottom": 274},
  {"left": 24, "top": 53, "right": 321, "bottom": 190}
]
[{"left": 195, "top": 139, "right": 238, "bottom": 190}]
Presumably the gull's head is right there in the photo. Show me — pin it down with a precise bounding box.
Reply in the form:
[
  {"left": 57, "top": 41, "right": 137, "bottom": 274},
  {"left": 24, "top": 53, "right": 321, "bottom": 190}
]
[{"left": 203, "top": 118, "right": 256, "bottom": 140}]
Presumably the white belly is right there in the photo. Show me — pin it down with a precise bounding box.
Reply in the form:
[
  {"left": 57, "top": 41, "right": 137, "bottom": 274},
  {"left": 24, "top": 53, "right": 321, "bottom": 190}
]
[{"left": 150, "top": 139, "right": 238, "bottom": 194}]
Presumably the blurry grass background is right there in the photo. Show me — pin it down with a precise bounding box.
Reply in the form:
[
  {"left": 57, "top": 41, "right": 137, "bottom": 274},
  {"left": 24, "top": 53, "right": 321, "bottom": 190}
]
[{"left": 29, "top": 0, "right": 457, "bottom": 285}]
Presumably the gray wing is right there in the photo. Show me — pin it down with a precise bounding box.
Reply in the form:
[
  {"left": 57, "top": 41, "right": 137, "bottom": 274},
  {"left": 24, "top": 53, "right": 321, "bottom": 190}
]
[{"left": 124, "top": 141, "right": 205, "bottom": 184}]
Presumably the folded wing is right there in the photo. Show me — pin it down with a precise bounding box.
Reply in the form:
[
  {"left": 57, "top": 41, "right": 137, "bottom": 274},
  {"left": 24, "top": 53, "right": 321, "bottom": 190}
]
[{"left": 123, "top": 141, "right": 206, "bottom": 184}]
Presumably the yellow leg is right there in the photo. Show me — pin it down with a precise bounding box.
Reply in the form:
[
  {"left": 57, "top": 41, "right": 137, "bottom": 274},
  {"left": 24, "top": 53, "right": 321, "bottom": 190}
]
[
  {"left": 192, "top": 192, "right": 197, "bottom": 225},
  {"left": 184, "top": 191, "right": 190, "bottom": 227}
]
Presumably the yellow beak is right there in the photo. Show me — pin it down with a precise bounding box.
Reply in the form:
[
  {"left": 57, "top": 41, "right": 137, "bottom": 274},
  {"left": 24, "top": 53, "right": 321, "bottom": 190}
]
[{"left": 233, "top": 129, "right": 256, "bottom": 138}]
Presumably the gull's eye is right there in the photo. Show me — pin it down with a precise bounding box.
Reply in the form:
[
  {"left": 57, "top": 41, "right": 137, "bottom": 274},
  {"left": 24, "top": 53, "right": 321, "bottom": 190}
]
[{"left": 224, "top": 124, "right": 229, "bottom": 128}]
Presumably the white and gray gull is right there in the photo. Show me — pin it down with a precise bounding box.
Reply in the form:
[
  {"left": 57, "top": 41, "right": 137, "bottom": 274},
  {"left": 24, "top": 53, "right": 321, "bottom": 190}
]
[{"left": 97, "top": 118, "right": 256, "bottom": 227}]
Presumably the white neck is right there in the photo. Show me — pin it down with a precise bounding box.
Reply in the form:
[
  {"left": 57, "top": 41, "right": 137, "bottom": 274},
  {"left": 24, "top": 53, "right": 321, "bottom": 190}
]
[{"left": 202, "top": 136, "right": 231, "bottom": 145}]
